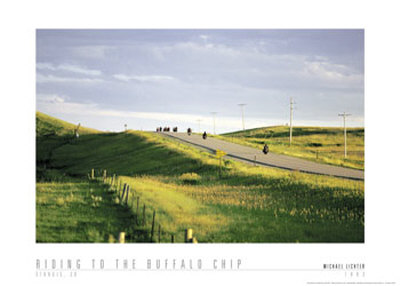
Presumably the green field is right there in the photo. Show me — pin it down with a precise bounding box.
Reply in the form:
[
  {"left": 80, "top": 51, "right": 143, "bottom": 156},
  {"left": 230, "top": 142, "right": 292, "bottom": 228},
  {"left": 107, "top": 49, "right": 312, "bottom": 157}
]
[
  {"left": 37, "top": 180, "right": 141, "bottom": 242},
  {"left": 36, "top": 112, "right": 364, "bottom": 243},
  {"left": 217, "top": 126, "right": 364, "bottom": 170}
]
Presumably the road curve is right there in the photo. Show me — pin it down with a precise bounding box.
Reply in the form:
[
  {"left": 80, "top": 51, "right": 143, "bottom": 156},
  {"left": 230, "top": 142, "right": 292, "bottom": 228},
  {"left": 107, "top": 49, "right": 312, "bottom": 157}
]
[{"left": 159, "top": 132, "right": 364, "bottom": 181}]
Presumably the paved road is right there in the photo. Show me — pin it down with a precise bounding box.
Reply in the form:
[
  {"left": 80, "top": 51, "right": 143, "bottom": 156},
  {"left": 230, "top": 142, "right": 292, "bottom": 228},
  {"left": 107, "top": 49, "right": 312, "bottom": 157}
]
[{"left": 160, "top": 132, "right": 364, "bottom": 181}]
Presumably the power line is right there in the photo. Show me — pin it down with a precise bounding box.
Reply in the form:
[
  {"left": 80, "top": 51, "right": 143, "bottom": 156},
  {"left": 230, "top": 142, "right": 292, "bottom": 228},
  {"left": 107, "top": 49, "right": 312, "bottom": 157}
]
[
  {"left": 238, "top": 103, "right": 247, "bottom": 130},
  {"left": 338, "top": 112, "right": 351, "bottom": 158},
  {"left": 289, "top": 97, "right": 294, "bottom": 146},
  {"left": 210, "top": 112, "right": 217, "bottom": 135},
  {"left": 196, "top": 119, "right": 202, "bottom": 133}
]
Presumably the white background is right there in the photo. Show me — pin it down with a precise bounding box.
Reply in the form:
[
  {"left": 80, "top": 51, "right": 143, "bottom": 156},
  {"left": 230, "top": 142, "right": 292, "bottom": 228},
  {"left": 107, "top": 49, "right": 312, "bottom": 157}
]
[{"left": 0, "top": 0, "right": 399, "bottom": 285}]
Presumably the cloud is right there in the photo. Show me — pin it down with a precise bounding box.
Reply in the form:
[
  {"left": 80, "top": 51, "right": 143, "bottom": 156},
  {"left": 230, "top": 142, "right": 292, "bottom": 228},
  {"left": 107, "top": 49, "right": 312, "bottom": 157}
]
[
  {"left": 37, "top": 93, "right": 66, "bottom": 104},
  {"left": 199, "top": 34, "right": 209, "bottom": 41},
  {"left": 113, "top": 74, "right": 176, "bottom": 83},
  {"left": 149, "top": 40, "right": 363, "bottom": 90},
  {"left": 36, "top": 73, "right": 103, "bottom": 84},
  {"left": 37, "top": 62, "right": 102, "bottom": 76},
  {"left": 70, "top": 45, "right": 112, "bottom": 59},
  {"left": 301, "top": 60, "right": 363, "bottom": 84},
  {"left": 36, "top": 62, "right": 56, "bottom": 70}
]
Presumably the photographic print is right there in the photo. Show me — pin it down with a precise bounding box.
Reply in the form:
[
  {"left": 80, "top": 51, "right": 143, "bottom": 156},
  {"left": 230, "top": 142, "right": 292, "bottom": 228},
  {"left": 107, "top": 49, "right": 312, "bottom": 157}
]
[
  {"left": 36, "top": 29, "right": 364, "bottom": 244},
  {"left": 3, "top": 0, "right": 400, "bottom": 283}
]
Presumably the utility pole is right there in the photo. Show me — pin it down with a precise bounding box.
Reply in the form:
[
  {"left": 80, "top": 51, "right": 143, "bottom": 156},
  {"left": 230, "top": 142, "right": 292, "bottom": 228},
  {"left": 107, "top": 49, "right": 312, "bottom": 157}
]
[
  {"left": 210, "top": 112, "right": 217, "bottom": 135},
  {"left": 238, "top": 103, "right": 247, "bottom": 130},
  {"left": 338, "top": 112, "right": 351, "bottom": 158},
  {"left": 289, "top": 97, "right": 294, "bottom": 146},
  {"left": 196, "top": 119, "right": 202, "bottom": 133}
]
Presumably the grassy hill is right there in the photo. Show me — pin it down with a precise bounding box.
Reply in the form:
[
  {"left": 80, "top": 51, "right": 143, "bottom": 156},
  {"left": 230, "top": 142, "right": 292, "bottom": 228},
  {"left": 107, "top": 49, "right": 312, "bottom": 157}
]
[
  {"left": 219, "top": 126, "right": 364, "bottom": 170},
  {"left": 36, "top": 112, "right": 100, "bottom": 179},
  {"left": 36, "top": 111, "right": 99, "bottom": 137},
  {"left": 36, "top": 113, "right": 364, "bottom": 243}
]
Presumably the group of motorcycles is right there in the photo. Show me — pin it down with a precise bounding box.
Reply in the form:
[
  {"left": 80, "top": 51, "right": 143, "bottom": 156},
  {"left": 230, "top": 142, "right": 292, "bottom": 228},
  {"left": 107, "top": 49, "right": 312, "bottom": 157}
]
[{"left": 157, "top": 127, "right": 269, "bottom": 154}]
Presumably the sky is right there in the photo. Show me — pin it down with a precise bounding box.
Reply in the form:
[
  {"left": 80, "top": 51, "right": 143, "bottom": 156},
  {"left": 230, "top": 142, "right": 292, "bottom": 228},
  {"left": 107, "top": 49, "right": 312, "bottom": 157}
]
[{"left": 36, "top": 29, "right": 364, "bottom": 133}]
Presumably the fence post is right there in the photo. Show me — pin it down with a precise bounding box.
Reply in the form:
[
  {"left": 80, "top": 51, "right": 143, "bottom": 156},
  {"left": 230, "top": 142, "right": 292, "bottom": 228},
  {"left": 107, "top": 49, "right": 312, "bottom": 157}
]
[
  {"left": 103, "top": 170, "right": 107, "bottom": 182},
  {"left": 142, "top": 204, "right": 146, "bottom": 226},
  {"left": 121, "top": 184, "right": 127, "bottom": 201},
  {"left": 185, "top": 229, "right": 193, "bottom": 243},
  {"left": 136, "top": 197, "right": 140, "bottom": 225},
  {"left": 91, "top": 169, "right": 95, "bottom": 180},
  {"left": 125, "top": 186, "right": 130, "bottom": 205},
  {"left": 108, "top": 234, "right": 116, "bottom": 243},
  {"left": 118, "top": 232, "right": 125, "bottom": 243},
  {"left": 254, "top": 155, "right": 257, "bottom": 166},
  {"left": 219, "top": 158, "right": 222, "bottom": 177},
  {"left": 150, "top": 210, "right": 156, "bottom": 242}
]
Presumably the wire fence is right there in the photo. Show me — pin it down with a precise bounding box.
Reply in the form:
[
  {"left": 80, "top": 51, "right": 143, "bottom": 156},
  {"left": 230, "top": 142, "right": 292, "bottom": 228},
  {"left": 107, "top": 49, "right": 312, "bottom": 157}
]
[{"left": 88, "top": 168, "right": 198, "bottom": 244}]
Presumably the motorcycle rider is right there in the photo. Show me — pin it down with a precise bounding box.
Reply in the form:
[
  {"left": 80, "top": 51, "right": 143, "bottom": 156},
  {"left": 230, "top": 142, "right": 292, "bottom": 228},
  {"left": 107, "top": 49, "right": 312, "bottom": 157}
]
[{"left": 263, "top": 144, "right": 269, "bottom": 154}]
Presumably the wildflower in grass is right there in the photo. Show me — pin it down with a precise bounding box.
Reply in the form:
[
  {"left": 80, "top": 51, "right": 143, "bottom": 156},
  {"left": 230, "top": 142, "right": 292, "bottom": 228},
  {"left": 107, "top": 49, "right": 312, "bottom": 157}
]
[
  {"left": 65, "top": 193, "right": 75, "bottom": 203},
  {"left": 37, "top": 197, "right": 48, "bottom": 205},
  {"left": 90, "top": 195, "right": 102, "bottom": 207},
  {"left": 56, "top": 197, "right": 65, "bottom": 206}
]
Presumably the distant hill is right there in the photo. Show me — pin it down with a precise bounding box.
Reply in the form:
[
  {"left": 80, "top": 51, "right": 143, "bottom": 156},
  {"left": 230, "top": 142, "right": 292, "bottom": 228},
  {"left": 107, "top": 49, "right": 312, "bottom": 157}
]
[
  {"left": 222, "top": 125, "right": 364, "bottom": 138},
  {"left": 220, "top": 125, "right": 364, "bottom": 170},
  {"left": 36, "top": 111, "right": 100, "bottom": 137}
]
